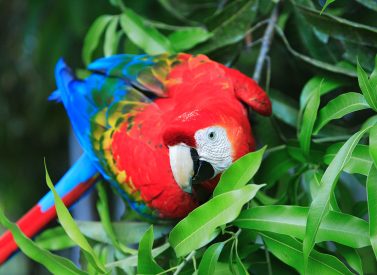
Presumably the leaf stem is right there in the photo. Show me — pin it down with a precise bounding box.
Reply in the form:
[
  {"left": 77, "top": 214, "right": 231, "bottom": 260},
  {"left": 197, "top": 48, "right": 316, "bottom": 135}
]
[
  {"left": 253, "top": 5, "right": 279, "bottom": 83},
  {"left": 173, "top": 251, "right": 196, "bottom": 275}
]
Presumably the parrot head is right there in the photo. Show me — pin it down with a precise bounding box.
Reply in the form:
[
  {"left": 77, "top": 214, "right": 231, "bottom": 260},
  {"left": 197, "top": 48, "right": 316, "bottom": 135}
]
[{"left": 161, "top": 54, "right": 272, "bottom": 195}]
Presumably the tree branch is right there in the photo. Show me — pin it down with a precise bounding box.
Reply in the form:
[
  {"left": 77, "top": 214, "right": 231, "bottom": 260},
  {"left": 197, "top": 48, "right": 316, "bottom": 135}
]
[{"left": 253, "top": 5, "right": 279, "bottom": 83}]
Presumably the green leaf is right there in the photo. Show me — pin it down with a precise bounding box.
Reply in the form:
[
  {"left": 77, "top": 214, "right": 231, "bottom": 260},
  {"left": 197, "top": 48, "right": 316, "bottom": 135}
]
[
  {"left": 255, "top": 146, "right": 298, "bottom": 186},
  {"left": 104, "top": 16, "right": 120, "bottom": 56},
  {"left": 77, "top": 220, "right": 171, "bottom": 246},
  {"left": 320, "top": 0, "right": 335, "bottom": 14},
  {"left": 195, "top": 0, "right": 258, "bottom": 53},
  {"left": 0, "top": 209, "right": 86, "bottom": 275},
  {"left": 137, "top": 226, "right": 164, "bottom": 275},
  {"left": 44, "top": 164, "right": 107, "bottom": 273},
  {"left": 169, "top": 184, "right": 264, "bottom": 257},
  {"left": 96, "top": 183, "right": 137, "bottom": 255},
  {"left": 324, "top": 143, "right": 372, "bottom": 176},
  {"left": 299, "top": 82, "right": 320, "bottom": 155},
  {"left": 120, "top": 8, "right": 173, "bottom": 54},
  {"left": 303, "top": 126, "right": 372, "bottom": 270},
  {"left": 300, "top": 76, "right": 343, "bottom": 110},
  {"left": 82, "top": 15, "right": 112, "bottom": 66},
  {"left": 234, "top": 205, "right": 370, "bottom": 248},
  {"left": 213, "top": 146, "right": 266, "bottom": 196},
  {"left": 198, "top": 242, "right": 225, "bottom": 275},
  {"left": 169, "top": 27, "right": 212, "bottom": 52},
  {"left": 358, "top": 59, "right": 377, "bottom": 111},
  {"left": 262, "top": 232, "right": 353, "bottom": 274},
  {"left": 314, "top": 92, "right": 370, "bottom": 134},
  {"left": 276, "top": 27, "right": 357, "bottom": 78},
  {"left": 335, "top": 245, "right": 363, "bottom": 275},
  {"left": 106, "top": 243, "right": 169, "bottom": 269},
  {"left": 297, "top": 4, "right": 377, "bottom": 48},
  {"left": 270, "top": 88, "right": 299, "bottom": 127},
  {"left": 34, "top": 226, "right": 75, "bottom": 250},
  {"left": 368, "top": 125, "right": 377, "bottom": 258}
]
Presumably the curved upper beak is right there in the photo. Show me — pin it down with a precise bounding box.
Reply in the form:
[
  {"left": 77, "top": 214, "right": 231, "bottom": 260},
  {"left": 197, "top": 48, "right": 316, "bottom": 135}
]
[{"left": 169, "top": 144, "right": 215, "bottom": 193}]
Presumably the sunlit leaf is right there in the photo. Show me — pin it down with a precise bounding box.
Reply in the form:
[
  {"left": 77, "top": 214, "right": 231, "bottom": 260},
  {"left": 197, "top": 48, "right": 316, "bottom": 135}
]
[
  {"left": 82, "top": 15, "right": 112, "bottom": 65},
  {"left": 314, "top": 92, "right": 370, "bottom": 134},
  {"left": 137, "top": 226, "right": 164, "bottom": 275},
  {"left": 104, "top": 16, "right": 120, "bottom": 56},
  {"left": 198, "top": 242, "right": 225, "bottom": 275},
  {"left": 324, "top": 143, "right": 372, "bottom": 176},
  {"left": 169, "top": 27, "right": 212, "bottom": 52},
  {"left": 120, "top": 8, "right": 173, "bottom": 54},
  {"left": 45, "top": 164, "right": 107, "bottom": 273},
  {"left": 303, "top": 126, "right": 372, "bottom": 269},
  {"left": 358, "top": 59, "right": 377, "bottom": 111},
  {"left": 0, "top": 209, "right": 86, "bottom": 275},
  {"left": 299, "top": 76, "right": 343, "bottom": 109},
  {"left": 169, "top": 184, "right": 263, "bottom": 257},
  {"left": 335, "top": 245, "right": 363, "bottom": 275},
  {"left": 234, "top": 205, "right": 370, "bottom": 248},
  {"left": 262, "top": 232, "right": 353, "bottom": 274},
  {"left": 299, "top": 82, "right": 320, "bottom": 155},
  {"left": 368, "top": 125, "right": 377, "bottom": 258},
  {"left": 213, "top": 146, "right": 266, "bottom": 196}
]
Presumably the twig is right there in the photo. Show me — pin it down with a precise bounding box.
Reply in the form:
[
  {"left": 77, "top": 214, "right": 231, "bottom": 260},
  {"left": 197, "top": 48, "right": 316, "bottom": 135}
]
[
  {"left": 253, "top": 5, "right": 279, "bottom": 83},
  {"left": 173, "top": 251, "right": 196, "bottom": 275}
]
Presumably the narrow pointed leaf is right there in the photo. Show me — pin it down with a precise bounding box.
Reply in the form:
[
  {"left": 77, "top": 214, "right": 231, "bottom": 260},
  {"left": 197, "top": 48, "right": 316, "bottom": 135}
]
[
  {"left": 300, "top": 76, "right": 343, "bottom": 109},
  {"left": 303, "top": 126, "right": 371, "bottom": 269},
  {"left": 45, "top": 165, "right": 107, "bottom": 273},
  {"left": 299, "top": 83, "right": 320, "bottom": 155},
  {"left": 137, "top": 226, "right": 164, "bottom": 275},
  {"left": 169, "top": 27, "right": 212, "bottom": 52},
  {"left": 104, "top": 17, "right": 120, "bottom": 56},
  {"left": 324, "top": 143, "right": 372, "bottom": 176},
  {"left": 198, "top": 242, "right": 225, "bottom": 275},
  {"left": 262, "top": 232, "right": 353, "bottom": 274},
  {"left": 368, "top": 125, "right": 377, "bottom": 258},
  {"left": 0, "top": 209, "right": 86, "bottom": 275},
  {"left": 314, "top": 92, "right": 370, "bottom": 134},
  {"left": 169, "top": 184, "right": 264, "bottom": 257},
  {"left": 357, "top": 59, "right": 377, "bottom": 111},
  {"left": 120, "top": 8, "right": 173, "bottom": 54},
  {"left": 213, "top": 146, "right": 266, "bottom": 196},
  {"left": 234, "top": 205, "right": 370, "bottom": 248},
  {"left": 82, "top": 15, "right": 112, "bottom": 65}
]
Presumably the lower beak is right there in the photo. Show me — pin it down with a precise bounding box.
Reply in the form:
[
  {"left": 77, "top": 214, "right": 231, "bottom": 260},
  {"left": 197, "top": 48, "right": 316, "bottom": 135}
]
[{"left": 191, "top": 160, "right": 215, "bottom": 186}]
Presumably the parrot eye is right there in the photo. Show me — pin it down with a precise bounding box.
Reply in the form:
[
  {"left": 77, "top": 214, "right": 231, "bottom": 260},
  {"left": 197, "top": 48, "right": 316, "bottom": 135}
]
[{"left": 208, "top": 131, "right": 216, "bottom": 140}]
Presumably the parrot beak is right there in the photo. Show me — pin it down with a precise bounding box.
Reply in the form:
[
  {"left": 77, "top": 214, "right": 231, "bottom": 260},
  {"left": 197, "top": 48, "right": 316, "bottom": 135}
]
[
  {"left": 169, "top": 144, "right": 215, "bottom": 194},
  {"left": 190, "top": 148, "right": 215, "bottom": 186}
]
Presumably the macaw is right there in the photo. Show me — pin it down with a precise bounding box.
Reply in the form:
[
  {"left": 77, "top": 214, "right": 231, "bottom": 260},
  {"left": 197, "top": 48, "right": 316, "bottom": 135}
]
[{"left": 0, "top": 53, "right": 271, "bottom": 264}]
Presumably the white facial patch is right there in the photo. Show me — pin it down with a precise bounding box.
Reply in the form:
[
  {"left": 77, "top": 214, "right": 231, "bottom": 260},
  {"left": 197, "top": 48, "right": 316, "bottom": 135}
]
[{"left": 194, "top": 126, "right": 233, "bottom": 176}]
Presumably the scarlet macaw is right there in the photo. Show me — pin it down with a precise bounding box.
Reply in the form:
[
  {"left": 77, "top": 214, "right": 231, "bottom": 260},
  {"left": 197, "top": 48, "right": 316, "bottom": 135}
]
[{"left": 0, "top": 53, "right": 271, "bottom": 264}]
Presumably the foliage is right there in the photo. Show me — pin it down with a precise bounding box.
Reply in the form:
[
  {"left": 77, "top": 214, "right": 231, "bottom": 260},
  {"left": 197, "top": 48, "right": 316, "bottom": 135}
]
[{"left": 2, "top": 0, "right": 377, "bottom": 274}]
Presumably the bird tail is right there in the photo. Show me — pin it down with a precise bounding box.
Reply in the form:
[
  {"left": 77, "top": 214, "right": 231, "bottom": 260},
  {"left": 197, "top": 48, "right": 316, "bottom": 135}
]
[{"left": 0, "top": 154, "right": 100, "bottom": 265}]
